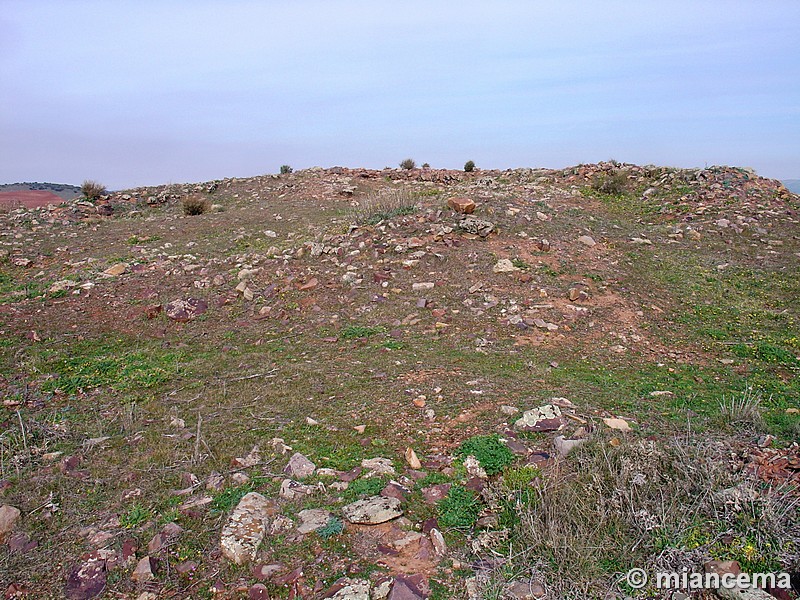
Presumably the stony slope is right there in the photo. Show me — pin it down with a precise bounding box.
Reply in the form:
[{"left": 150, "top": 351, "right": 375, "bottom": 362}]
[{"left": 0, "top": 163, "right": 798, "bottom": 599}]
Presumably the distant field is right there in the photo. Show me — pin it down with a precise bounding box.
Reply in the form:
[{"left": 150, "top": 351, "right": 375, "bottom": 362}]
[
  {"left": 0, "top": 181, "right": 81, "bottom": 203},
  {"left": 0, "top": 189, "right": 65, "bottom": 209}
]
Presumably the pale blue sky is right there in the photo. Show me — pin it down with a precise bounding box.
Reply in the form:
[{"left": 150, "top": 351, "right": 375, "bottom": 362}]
[{"left": 1, "top": 1, "right": 798, "bottom": 189}]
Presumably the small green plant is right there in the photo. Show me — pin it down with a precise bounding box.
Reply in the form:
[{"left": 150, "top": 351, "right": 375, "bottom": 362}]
[
  {"left": 120, "top": 503, "right": 150, "bottom": 528},
  {"left": 511, "top": 258, "right": 530, "bottom": 271},
  {"left": 422, "top": 162, "right": 430, "bottom": 168},
  {"left": 39, "top": 341, "right": 182, "bottom": 395},
  {"left": 342, "top": 477, "right": 386, "bottom": 501},
  {"left": 81, "top": 180, "right": 107, "bottom": 201},
  {"left": 280, "top": 165, "right": 293, "bottom": 174},
  {"left": 317, "top": 516, "right": 344, "bottom": 539},
  {"left": 502, "top": 465, "right": 540, "bottom": 491},
  {"left": 464, "top": 160, "right": 475, "bottom": 172},
  {"left": 211, "top": 484, "right": 253, "bottom": 513},
  {"left": 456, "top": 434, "right": 514, "bottom": 475},
  {"left": 182, "top": 194, "right": 210, "bottom": 216},
  {"left": 340, "top": 324, "right": 385, "bottom": 339},
  {"left": 438, "top": 484, "right": 480, "bottom": 528},
  {"left": 399, "top": 158, "right": 416, "bottom": 170}
]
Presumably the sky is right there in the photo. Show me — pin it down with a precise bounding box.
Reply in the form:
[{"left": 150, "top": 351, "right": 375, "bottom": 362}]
[{"left": 1, "top": 1, "right": 799, "bottom": 189}]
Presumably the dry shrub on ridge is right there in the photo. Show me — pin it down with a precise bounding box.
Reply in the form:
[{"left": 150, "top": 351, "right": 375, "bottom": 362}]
[
  {"left": 81, "top": 180, "right": 107, "bottom": 201},
  {"left": 182, "top": 194, "right": 210, "bottom": 216}
]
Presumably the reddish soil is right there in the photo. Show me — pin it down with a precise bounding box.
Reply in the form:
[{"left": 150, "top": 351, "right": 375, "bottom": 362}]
[{"left": 0, "top": 190, "right": 63, "bottom": 209}]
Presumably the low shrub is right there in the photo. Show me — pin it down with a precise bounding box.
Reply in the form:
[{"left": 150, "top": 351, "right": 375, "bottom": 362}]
[
  {"left": 280, "top": 165, "right": 293, "bottom": 174},
  {"left": 81, "top": 180, "right": 107, "bottom": 201},
  {"left": 399, "top": 158, "right": 416, "bottom": 170},
  {"left": 590, "top": 170, "right": 628, "bottom": 195},
  {"left": 464, "top": 160, "right": 475, "bottom": 172},
  {"left": 182, "top": 194, "right": 210, "bottom": 215}
]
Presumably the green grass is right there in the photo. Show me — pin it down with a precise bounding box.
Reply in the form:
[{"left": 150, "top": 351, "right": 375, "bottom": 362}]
[
  {"left": 438, "top": 485, "right": 480, "bottom": 529},
  {"left": 120, "top": 503, "right": 151, "bottom": 528},
  {"left": 456, "top": 434, "right": 514, "bottom": 475},
  {"left": 211, "top": 484, "right": 254, "bottom": 513},
  {"left": 340, "top": 324, "right": 386, "bottom": 339},
  {"left": 0, "top": 271, "right": 46, "bottom": 303},
  {"left": 341, "top": 477, "right": 387, "bottom": 502},
  {"left": 37, "top": 338, "right": 185, "bottom": 395}
]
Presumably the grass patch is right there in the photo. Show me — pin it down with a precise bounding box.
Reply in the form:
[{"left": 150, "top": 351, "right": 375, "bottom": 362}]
[
  {"left": 341, "top": 477, "right": 387, "bottom": 502},
  {"left": 438, "top": 484, "right": 480, "bottom": 529},
  {"left": 211, "top": 484, "right": 253, "bottom": 514},
  {"left": 350, "top": 189, "right": 418, "bottom": 225},
  {"left": 510, "top": 434, "right": 797, "bottom": 596},
  {"left": 340, "top": 324, "right": 386, "bottom": 340},
  {"left": 120, "top": 503, "right": 151, "bottom": 529},
  {"left": 37, "top": 339, "right": 184, "bottom": 395},
  {"left": 456, "top": 434, "right": 514, "bottom": 475}
]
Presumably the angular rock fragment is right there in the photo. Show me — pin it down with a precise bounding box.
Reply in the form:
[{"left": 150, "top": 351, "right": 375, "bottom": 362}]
[
  {"left": 447, "top": 197, "right": 476, "bottom": 214},
  {"left": 458, "top": 216, "right": 495, "bottom": 237},
  {"left": 342, "top": 496, "right": 402, "bottom": 524},
  {"left": 283, "top": 452, "right": 316, "bottom": 479},
  {"left": 220, "top": 492, "right": 271, "bottom": 565},
  {"left": 296, "top": 509, "right": 332, "bottom": 534}
]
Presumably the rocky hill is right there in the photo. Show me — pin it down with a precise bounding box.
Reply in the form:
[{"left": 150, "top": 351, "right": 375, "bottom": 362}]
[{"left": 0, "top": 163, "right": 798, "bottom": 599}]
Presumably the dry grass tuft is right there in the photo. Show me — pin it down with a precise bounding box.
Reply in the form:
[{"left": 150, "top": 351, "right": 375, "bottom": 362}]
[
  {"left": 719, "top": 386, "right": 765, "bottom": 430},
  {"left": 349, "top": 189, "right": 417, "bottom": 225},
  {"left": 478, "top": 431, "right": 800, "bottom": 598},
  {"left": 182, "top": 194, "right": 210, "bottom": 216}
]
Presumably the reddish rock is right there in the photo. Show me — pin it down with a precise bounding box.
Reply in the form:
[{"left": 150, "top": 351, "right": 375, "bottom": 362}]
[
  {"left": 447, "top": 197, "right": 476, "bottom": 214},
  {"left": 283, "top": 453, "right": 316, "bottom": 479},
  {"left": 60, "top": 455, "right": 81, "bottom": 474},
  {"left": 121, "top": 539, "right": 137, "bottom": 563},
  {"left": 380, "top": 481, "right": 409, "bottom": 501},
  {"left": 7, "top": 531, "right": 37, "bottom": 553},
  {"left": 465, "top": 477, "right": 485, "bottom": 493},
  {"left": 389, "top": 575, "right": 427, "bottom": 599},
  {"left": 298, "top": 278, "right": 318, "bottom": 291},
  {"left": 131, "top": 556, "right": 154, "bottom": 582},
  {"left": 339, "top": 467, "right": 362, "bottom": 482},
  {"left": 704, "top": 560, "right": 741, "bottom": 576},
  {"left": 175, "top": 561, "right": 197, "bottom": 575},
  {"left": 253, "top": 563, "right": 284, "bottom": 580},
  {"left": 421, "top": 484, "right": 450, "bottom": 504},
  {"left": 272, "top": 566, "right": 303, "bottom": 587},
  {"left": 0, "top": 505, "right": 21, "bottom": 542},
  {"left": 65, "top": 555, "right": 106, "bottom": 600}
]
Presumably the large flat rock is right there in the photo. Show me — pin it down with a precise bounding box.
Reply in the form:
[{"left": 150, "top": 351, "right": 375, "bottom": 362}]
[
  {"left": 342, "top": 496, "right": 402, "bottom": 525},
  {"left": 220, "top": 492, "right": 271, "bottom": 565}
]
